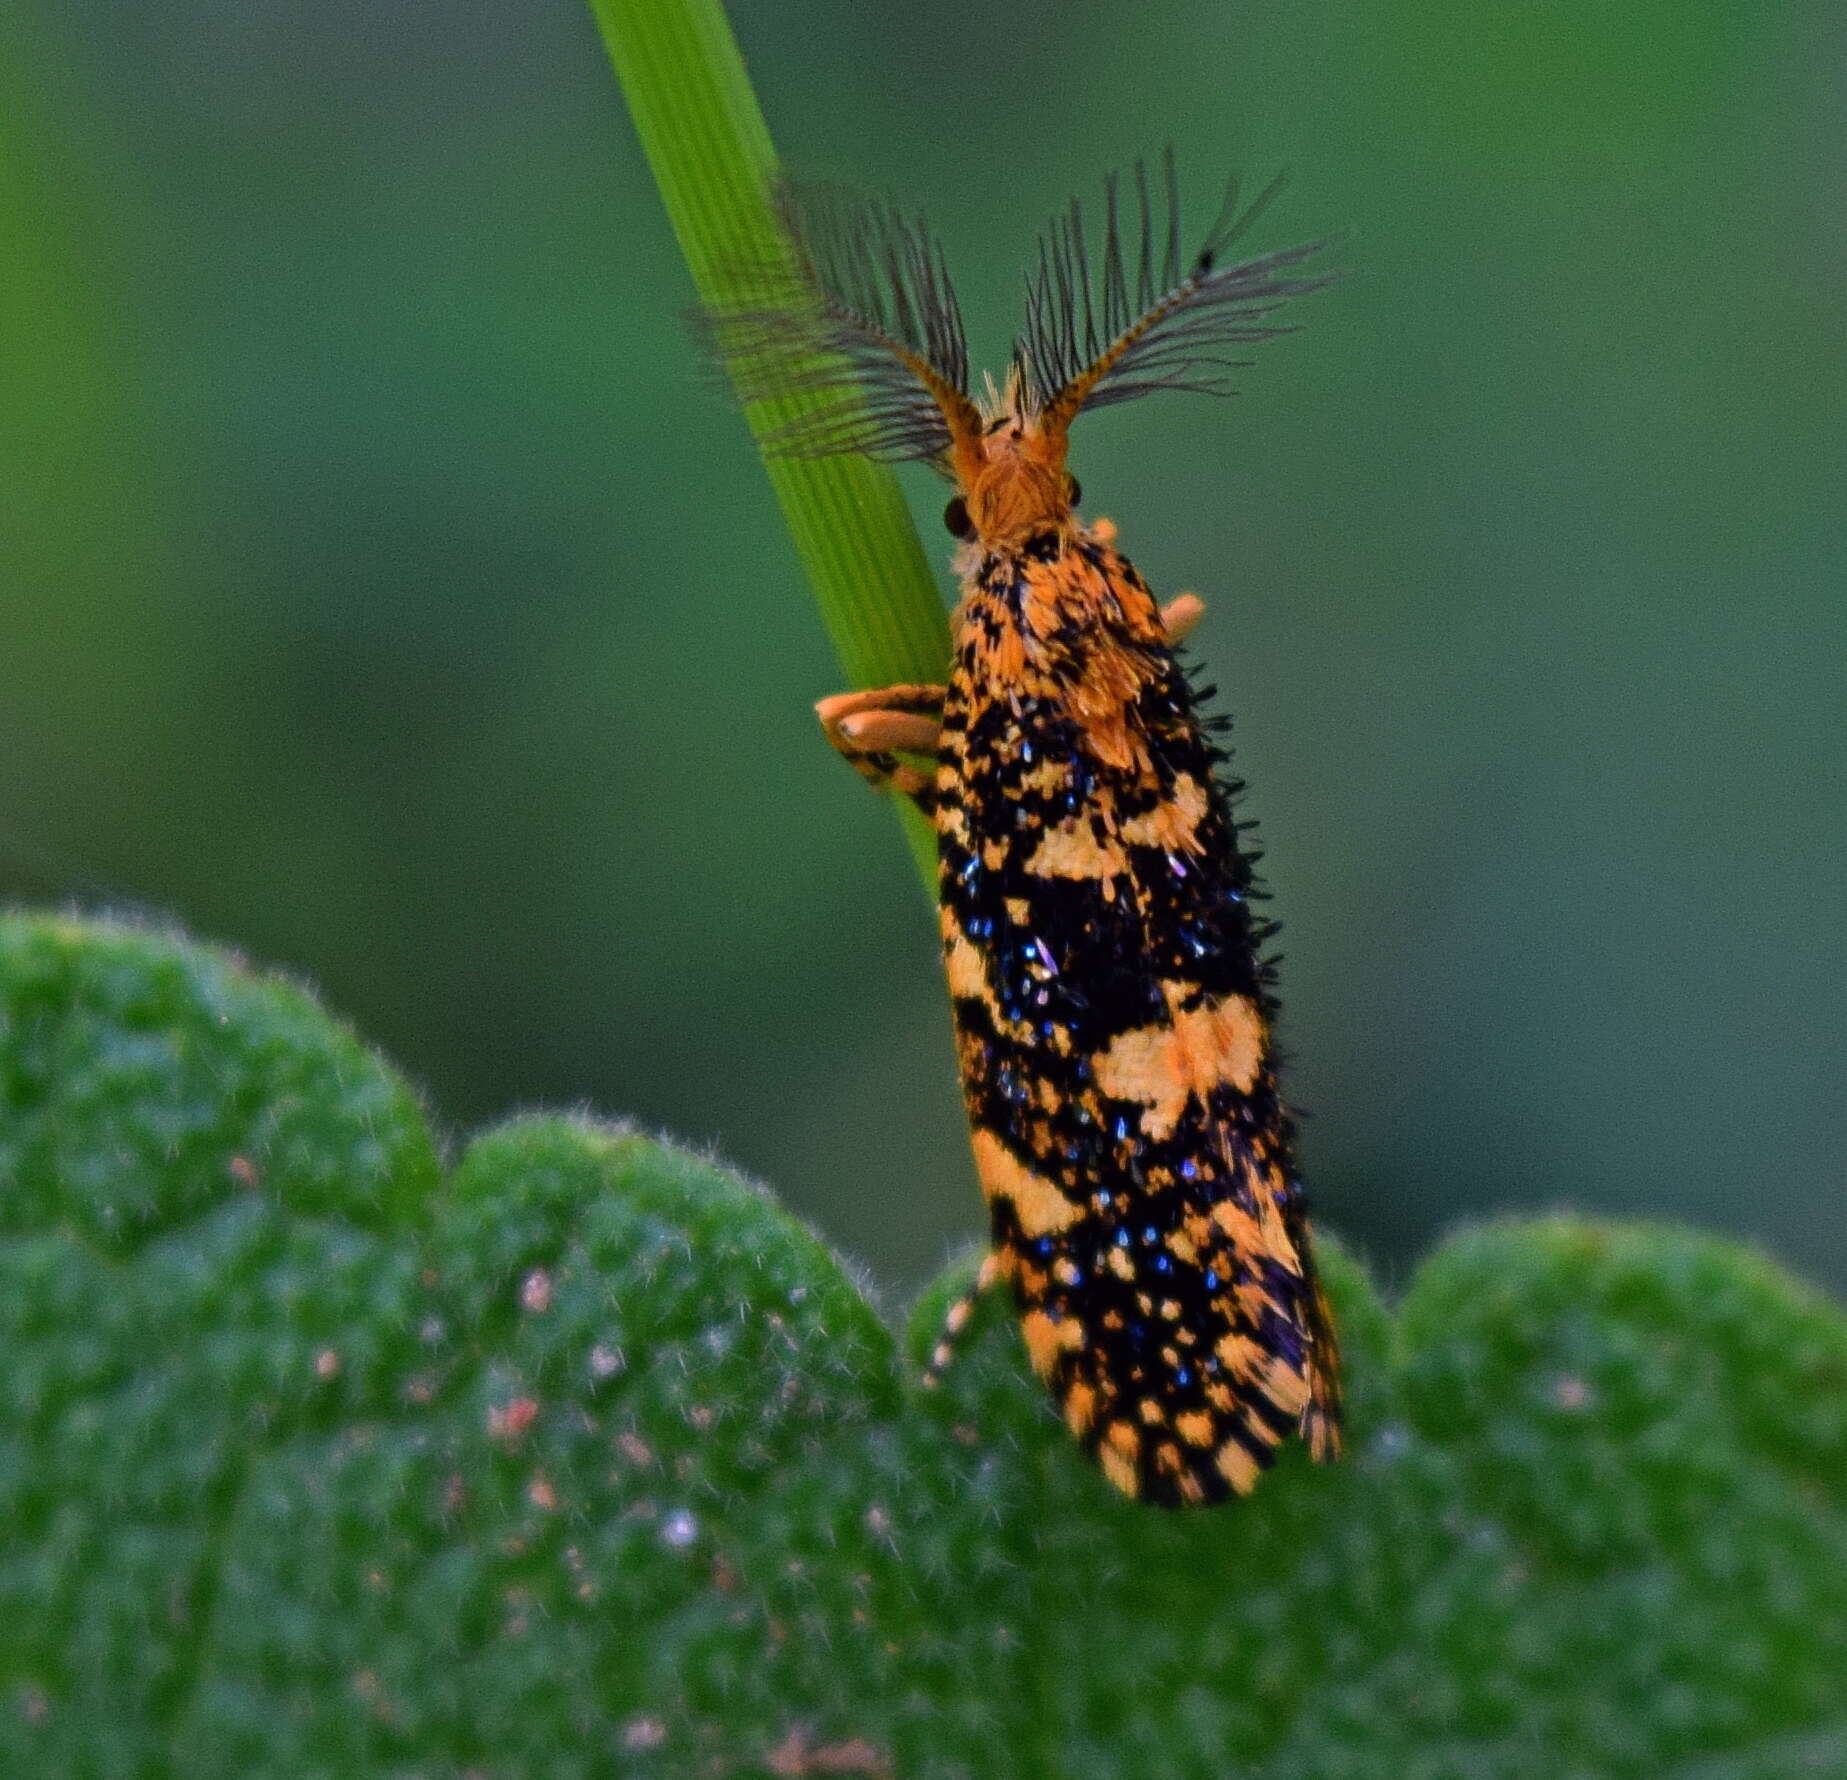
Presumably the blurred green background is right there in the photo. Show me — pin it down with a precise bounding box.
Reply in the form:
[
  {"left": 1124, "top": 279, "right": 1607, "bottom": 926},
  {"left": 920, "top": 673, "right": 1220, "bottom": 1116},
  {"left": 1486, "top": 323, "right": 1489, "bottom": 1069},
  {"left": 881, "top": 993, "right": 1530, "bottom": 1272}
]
[{"left": 4, "top": 0, "right": 1841, "bottom": 1303}]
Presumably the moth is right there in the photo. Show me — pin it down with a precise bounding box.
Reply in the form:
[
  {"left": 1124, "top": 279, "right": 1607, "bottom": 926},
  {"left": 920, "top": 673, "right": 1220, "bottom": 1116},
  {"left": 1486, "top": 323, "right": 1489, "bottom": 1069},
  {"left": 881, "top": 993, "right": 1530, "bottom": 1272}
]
[{"left": 709, "top": 155, "right": 1342, "bottom": 1506}]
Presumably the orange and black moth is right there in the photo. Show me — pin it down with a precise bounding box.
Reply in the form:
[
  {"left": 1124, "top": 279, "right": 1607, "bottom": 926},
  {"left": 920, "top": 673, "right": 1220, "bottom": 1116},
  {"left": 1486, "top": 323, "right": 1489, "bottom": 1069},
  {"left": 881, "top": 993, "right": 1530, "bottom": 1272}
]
[{"left": 709, "top": 156, "right": 1342, "bottom": 1506}]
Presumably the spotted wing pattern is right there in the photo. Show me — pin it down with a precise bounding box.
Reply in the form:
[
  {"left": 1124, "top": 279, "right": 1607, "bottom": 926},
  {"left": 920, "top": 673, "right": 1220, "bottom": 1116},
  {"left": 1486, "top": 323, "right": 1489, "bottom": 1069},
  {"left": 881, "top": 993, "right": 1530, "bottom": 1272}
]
[{"left": 933, "top": 523, "right": 1340, "bottom": 1506}]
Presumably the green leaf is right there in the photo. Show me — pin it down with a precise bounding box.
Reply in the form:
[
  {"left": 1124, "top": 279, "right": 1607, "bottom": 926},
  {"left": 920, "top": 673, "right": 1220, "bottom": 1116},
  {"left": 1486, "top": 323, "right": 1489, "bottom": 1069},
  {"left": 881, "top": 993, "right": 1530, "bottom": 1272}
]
[{"left": 3, "top": 911, "right": 1843, "bottom": 1777}]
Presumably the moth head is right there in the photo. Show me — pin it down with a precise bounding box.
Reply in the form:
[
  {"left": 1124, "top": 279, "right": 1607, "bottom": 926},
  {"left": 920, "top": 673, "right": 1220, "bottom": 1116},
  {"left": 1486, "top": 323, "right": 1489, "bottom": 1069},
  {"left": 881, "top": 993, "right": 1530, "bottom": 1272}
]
[
  {"left": 936, "top": 366, "right": 1079, "bottom": 548},
  {"left": 704, "top": 155, "right": 1337, "bottom": 552}
]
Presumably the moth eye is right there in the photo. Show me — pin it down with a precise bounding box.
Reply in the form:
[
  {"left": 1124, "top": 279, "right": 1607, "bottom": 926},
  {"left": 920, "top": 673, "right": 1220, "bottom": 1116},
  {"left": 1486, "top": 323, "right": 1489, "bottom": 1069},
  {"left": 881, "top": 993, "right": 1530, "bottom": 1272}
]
[
  {"left": 1066, "top": 476, "right": 1083, "bottom": 507},
  {"left": 944, "top": 496, "right": 975, "bottom": 539}
]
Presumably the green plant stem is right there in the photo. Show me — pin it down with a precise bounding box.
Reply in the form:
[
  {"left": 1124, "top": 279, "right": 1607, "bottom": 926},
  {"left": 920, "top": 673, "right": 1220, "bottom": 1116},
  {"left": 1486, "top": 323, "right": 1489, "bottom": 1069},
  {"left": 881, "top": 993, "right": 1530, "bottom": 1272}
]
[{"left": 590, "top": 0, "right": 946, "bottom": 889}]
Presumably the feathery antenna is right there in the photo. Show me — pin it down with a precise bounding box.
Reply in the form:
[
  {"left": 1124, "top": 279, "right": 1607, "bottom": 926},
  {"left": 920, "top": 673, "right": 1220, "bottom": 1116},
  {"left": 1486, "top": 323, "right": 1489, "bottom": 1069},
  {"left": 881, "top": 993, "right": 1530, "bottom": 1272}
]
[
  {"left": 1015, "top": 152, "right": 1339, "bottom": 428},
  {"left": 702, "top": 182, "right": 977, "bottom": 463}
]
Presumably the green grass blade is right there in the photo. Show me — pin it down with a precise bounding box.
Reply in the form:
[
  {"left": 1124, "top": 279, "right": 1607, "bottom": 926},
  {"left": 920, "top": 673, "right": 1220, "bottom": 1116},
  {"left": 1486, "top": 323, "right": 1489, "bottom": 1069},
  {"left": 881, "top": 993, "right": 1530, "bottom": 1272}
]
[{"left": 588, "top": 0, "right": 946, "bottom": 886}]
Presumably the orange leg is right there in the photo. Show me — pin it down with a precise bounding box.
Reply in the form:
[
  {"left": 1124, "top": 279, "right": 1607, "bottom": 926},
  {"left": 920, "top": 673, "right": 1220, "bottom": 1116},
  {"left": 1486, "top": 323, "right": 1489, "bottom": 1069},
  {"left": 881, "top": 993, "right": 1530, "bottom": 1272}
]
[
  {"left": 1091, "top": 514, "right": 1200, "bottom": 643},
  {"left": 815, "top": 684, "right": 946, "bottom": 809},
  {"left": 920, "top": 1249, "right": 1008, "bottom": 1388},
  {"left": 1161, "top": 593, "right": 1205, "bottom": 645}
]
